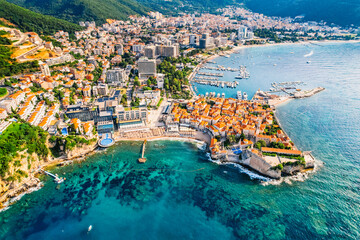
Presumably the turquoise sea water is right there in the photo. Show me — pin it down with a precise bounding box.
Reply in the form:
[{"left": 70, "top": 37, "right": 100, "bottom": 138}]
[{"left": 1, "top": 42, "right": 360, "bottom": 239}]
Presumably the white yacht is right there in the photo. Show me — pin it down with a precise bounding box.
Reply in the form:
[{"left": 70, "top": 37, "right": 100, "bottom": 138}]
[
  {"left": 243, "top": 92, "right": 248, "bottom": 100},
  {"left": 237, "top": 91, "right": 242, "bottom": 100}
]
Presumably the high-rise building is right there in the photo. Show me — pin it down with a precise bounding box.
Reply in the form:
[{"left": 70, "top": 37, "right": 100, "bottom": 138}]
[
  {"left": 238, "top": 26, "right": 254, "bottom": 40},
  {"left": 238, "top": 26, "right": 248, "bottom": 40},
  {"left": 189, "top": 34, "right": 197, "bottom": 46},
  {"left": 106, "top": 68, "right": 128, "bottom": 86},
  {"left": 144, "top": 46, "right": 156, "bottom": 59},
  {"left": 199, "top": 33, "right": 215, "bottom": 49},
  {"left": 115, "top": 44, "right": 123, "bottom": 55},
  {"left": 132, "top": 44, "right": 144, "bottom": 53},
  {"left": 162, "top": 44, "right": 179, "bottom": 58},
  {"left": 138, "top": 57, "right": 157, "bottom": 79},
  {"left": 93, "top": 84, "right": 109, "bottom": 96},
  {"left": 157, "top": 73, "right": 165, "bottom": 89},
  {"left": 247, "top": 32, "right": 255, "bottom": 40},
  {"left": 154, "top": 44, "right": 179, "bottom": 58}
]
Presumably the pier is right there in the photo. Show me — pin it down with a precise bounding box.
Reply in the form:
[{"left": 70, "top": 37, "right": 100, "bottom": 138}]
[
  {"left": 41, "top": 169, "right": 64, "bottom": 184},
  {"left": 266, "top": 81, "right": 306, "bottom": 95},
  {"left": 197, "top": 72, "right": 224, "bottom": 77},
  {"left": 201, "top": 66, "right": 239, "bottom": 72},
  {"left": 138, "top": 140, "right": 147, "bottom": 163},
  {"left": 192, "top": 78, "right": 238, "bottom": 88}
]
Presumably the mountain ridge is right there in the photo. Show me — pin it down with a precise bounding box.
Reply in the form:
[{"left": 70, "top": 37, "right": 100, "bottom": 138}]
[
  {"left": 0, "top": 0, "right": 83, "bottom": 35},
  {"left": 6, "top": 0, "right": 149, "bottom": 24}
]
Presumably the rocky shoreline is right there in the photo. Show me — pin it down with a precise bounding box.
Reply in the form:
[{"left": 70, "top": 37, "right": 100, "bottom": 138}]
[
  {"left": 0, "top": 141, "right": 98, "bottom": 210},
  {"left": 0, "top": 133, "right": 212, "bottom": 210}
]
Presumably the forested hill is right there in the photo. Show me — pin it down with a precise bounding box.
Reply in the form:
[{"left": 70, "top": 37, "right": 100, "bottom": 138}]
[
  {"left": 3, "top": 0, "right": 360, "bottom": 27},
  {"left": 0, "top": 0, "right": 83, "bottom": 35},
  {"left": 243, "top": 0, "right": 360, "bottom": 27},
  {"left": 5, "top": 0, "right": 149, "bottom": 25}
]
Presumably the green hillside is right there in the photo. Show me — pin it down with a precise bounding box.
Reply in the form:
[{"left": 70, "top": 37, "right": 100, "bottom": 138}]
[
  {"left": 6, "top": 0, "right": 149, "bottom": 24},
  {"left": 4, "top": 0, "right": 360, "bottom": 27},
  {"left": 0, "top": 0, "right": 83, "bottom": 35}
]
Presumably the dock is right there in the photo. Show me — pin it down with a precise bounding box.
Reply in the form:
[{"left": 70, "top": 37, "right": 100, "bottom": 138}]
[
  {"left": 138, "top": 140, "right": 147, "bottom": 163},
  {"left": 41, "top": 169, "right": 64, "bottom": 184}
]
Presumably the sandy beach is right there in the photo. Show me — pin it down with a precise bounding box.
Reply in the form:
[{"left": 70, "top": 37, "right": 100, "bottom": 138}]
[{"left": 114, "top": 131, "right": 211, "bottom": 145}]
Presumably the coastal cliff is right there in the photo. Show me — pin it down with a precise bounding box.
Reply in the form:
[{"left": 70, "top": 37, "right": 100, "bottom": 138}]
[
  {"left": 0, "top": 151, "right": 50, "bottom": 208},
  {"left": 0, "top": 134, "right": 98, "bottom": 209},
  {"left": 64, "top": 141, "right": 98, "bottom": 160}
]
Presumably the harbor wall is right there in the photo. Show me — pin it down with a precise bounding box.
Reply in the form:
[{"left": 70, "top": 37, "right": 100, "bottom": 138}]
[{"left": 241, "top": 150, "right": 281, "bottom": 179}]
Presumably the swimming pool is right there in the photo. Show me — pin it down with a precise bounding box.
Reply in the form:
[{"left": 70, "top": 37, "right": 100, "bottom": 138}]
[
  {"left": 231, "top": 147, "right": 242, "bottom": 155},
  {"left": 61, "top": 128, "right": 68, "bottom": 136},
  {"left": 100, "top": 138, "right": 113, "bottom": 146}
]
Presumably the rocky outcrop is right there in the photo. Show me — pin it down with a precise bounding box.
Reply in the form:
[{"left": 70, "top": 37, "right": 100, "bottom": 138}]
[
  {"left": 282, "top": 164, "right": 303, "bottom": 176},
  {"left": 0, "top": 177, "right": 41, "bottom": 208},
  {"left": 65, "top": 142, "right": 98, "bottom": 160},
  {"left": 0, "top": 141, "right": 98, "bottom": 209},
  {"left": 0, "top": 150, "right": 48, "bottom": 208}
]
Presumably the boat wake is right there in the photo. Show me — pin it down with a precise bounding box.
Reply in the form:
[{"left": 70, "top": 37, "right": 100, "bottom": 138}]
[{"left": 304, "top": 50, "right": 314, "bottom": 57}]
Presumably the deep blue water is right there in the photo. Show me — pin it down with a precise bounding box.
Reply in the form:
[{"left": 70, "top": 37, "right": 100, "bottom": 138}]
[{"left": 1, "top": 42, "right": 360, "bottom": 239}]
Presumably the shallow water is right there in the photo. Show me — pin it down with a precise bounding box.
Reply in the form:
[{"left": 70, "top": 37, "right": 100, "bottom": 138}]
[{"left": 1, "top": 42, "right": 360, "bottom": 239}]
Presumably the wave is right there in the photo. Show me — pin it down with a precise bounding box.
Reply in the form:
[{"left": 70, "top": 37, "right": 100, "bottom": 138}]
[
  {"left": 262, "top": 156, "right": 324, "bottom": 186},
  {"left": 205, "top": 153, "right": 270, "bottom": 181},
  {"left": 206, "top": 153, "right": 324, "bottom": 185},
  {"left": 9, "top": 183, "right": 43, "bottom": 203},
  {"left": 1, "top": 181, "right": 43, "bottom": 212},
  {"left": 224, "top": 162, "right": 271, "bottom": 181},
  {"left": 304, "top": 50, "right": 314, "bottom": 57},
  {"left": 196, "top": 142, "right": 207, "bottom": 151}
]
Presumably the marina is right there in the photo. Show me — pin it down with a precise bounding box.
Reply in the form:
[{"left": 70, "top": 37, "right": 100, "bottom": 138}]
[
  {"left": 191, "top": 54, "right": 252, "bottom": 98},
  {"left": 235, "top": 66, "right": 250, "bottom": 79}
]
